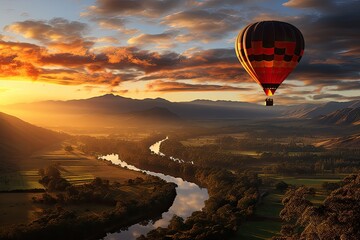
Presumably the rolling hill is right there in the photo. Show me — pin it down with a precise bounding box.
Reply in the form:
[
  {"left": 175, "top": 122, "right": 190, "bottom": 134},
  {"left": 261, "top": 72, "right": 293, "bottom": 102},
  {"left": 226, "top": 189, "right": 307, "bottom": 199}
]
[
  {"left": 284, "top": 100, "right": 360, "bottom": 119},
  {"left": 316, "top": 133, "right": 360, "bottom": 149},
  {"left": 317, "top": 107, "right": 360, "bottom": 125},
  {"left": 0, "top": 112, "right": 65, "bottom": 160}
]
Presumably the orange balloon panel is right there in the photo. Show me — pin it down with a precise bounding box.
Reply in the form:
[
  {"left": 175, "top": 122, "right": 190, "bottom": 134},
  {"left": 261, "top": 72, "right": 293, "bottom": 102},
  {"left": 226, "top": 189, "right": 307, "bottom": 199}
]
[{"left": 235, "top": 21, "right": 305, "bottom": 96}]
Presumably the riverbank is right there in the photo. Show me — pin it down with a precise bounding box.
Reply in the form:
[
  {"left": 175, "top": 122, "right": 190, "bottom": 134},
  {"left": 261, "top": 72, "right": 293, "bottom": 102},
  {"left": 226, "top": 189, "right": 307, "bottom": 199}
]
[
  {"left": 1, "top": 183, "right": 176, "bottom": 240},
  {"left": 0, "top": 140, "right": 178, "bottom": 239},
  {"left": 79, "top": 136, "right": 260, "bottom": 240},
  {"left": 0, "top": 140, "right": 148, "bottom": 226}
]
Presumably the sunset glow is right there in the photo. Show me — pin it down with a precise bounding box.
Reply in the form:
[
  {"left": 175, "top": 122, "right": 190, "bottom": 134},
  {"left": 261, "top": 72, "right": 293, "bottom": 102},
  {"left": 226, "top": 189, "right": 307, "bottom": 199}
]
[{"left": 0, "top": 0, "right": 358, "bottom": 105}]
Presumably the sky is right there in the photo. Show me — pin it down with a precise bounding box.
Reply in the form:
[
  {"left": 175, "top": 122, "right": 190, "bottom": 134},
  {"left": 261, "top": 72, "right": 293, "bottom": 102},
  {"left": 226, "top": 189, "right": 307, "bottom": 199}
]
[{"left": 0, "top": 0, "right": 359, "bottom": 105}]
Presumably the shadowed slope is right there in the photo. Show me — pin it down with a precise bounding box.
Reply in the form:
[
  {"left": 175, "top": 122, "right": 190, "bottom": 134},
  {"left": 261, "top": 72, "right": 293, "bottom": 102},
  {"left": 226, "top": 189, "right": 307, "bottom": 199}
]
[{"left": 0, "top": 112, "right": 65, "bottom": 159}]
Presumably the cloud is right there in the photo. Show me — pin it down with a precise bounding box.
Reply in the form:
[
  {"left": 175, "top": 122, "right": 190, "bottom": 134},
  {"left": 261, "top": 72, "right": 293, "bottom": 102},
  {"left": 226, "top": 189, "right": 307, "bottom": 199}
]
[
  {"left": 254, "top": 1, "right": 359, "bottom": 53},
  {"left": 335, "top": 81, "right": 360, "bottom": 91},
  {"left": 252, "top": 1, "right": 360, "bottom": 95},
  {"left": 189, "top": 0, "right": 266, "bottom": 9},
  {"left": 0, "top": 39, "right": 132, "bottom": 85},
  {"left": 1, "top": 0, "right": 358, "bottom": 107},
  {"left": 128, "top": 31, "right": 177, "bottom": 49},
  {"left": 20, "top": 12, "right": 29, "bottom": 17},
  {"left": 312, "top": 93, "right": 344, "bottom": 100},
  {"left": 5, "top": 18, "right": 88, "bottom": 42},
  {"left": 0, "top": 40, "right": 43, "bottom": 79},
  {"left": 90, "top": 17, "right": 138, "bottom": 35},
  {"left": 291, "top": 58, "right": 359, "bottom": 82},
  {"left": 0, "top": 37, "right": 249, "bottom": 88},
  {"left": 87, "top": 0, "right": 183, "bottom": 17},
  {"left": 147, "top": 80, "right": 248, "bottom": 92},
  {"left": 0, "top": 58, "right": 40, "bottom": 80},
  {"left": 162, "top": 9, "right": 243, "bottom": 42},
  {"left": 94, "top": 36, "right": 120, "bottom": 44},
  {"left": 283, "top": 0, "right": 335, "bottom": 9},
  {"left": 5, "top": 18, "right": 92, "bottom": 54},
  {"left": 137, "top": 48, "right": 251, "bottom": 83}
]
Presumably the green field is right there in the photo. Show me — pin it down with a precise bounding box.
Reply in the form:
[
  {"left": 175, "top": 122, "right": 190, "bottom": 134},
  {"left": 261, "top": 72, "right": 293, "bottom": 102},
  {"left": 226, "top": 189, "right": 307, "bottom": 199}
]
[
  {"left": 264, "top": 174, "right": 344, "bottom": 188},
  {"left": 0, "top": 141, "right": 147, "bottom": 227},
  {"left": 0, "top": 171, "right": 44, "bottom": 191},
  {"left": 233, "top": 192, "right": 283, "bottom": 240},
  {"left": 20, "top": 142, "right": 145, "bottom": 187}
]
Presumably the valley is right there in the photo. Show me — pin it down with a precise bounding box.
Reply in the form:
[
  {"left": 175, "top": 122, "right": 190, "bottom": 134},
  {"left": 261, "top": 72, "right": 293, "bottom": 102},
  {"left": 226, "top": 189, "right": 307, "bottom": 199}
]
[{"left": 0, "top": 95, "right": 359, "bottom": 239}]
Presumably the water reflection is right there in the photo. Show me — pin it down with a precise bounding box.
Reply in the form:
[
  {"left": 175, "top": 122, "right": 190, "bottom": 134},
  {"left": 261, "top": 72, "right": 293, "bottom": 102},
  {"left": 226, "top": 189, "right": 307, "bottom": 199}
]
[
  {"left": 99, "top": 147, "right": 208, "bottom": 240},
  {"left": 149, "top": 137, "right": 168, "bottom": 156},
  {"left": 149, "top": 137, "right": 191, "bottom": 164}
]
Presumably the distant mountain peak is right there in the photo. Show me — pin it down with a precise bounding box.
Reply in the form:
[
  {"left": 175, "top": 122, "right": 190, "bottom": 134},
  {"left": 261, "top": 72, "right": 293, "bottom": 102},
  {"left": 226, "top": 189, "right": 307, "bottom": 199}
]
[
  {"left": 102, "top": 93, "right": 116, "bottom": 98},
  {"left": 89, "top": 93, "right": 125, "bottom": 100}
]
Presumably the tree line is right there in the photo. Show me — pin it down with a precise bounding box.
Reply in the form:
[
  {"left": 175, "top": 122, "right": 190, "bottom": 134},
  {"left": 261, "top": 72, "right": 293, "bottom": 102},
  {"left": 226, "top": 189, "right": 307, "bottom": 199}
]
[{"left": 272, "top": 174, "right": 360, "bottom": 239}]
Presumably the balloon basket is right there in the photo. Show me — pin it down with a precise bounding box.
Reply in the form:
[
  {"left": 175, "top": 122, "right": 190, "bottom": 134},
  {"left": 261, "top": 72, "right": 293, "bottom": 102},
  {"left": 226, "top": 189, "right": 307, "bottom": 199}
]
[{"left": 265, "top": 98, "right": 273, "bottom": 106}]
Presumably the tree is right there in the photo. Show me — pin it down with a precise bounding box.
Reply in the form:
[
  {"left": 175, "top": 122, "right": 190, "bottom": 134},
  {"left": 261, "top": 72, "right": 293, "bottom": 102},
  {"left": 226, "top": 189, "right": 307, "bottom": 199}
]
[
  {"left": 274, "top": 174, "right": 360, "bottom": 240},
  {"left": 65, "top": 145, "right": 74, "bottom": 152},
  {"left": 279, "top": 186, "right": 313, "bottom": 223},
  {"left": 168, "top": 215, "right": 185, "bottom": 231},
  {"left": 275, "top": 181, "right": 289, "bottom": 192},
  {"left": 45, "top": 165, "right": 61, "bottom": 179},
  {"left": 38, "top": 168, "right": 45, "bottom": 177},
  {"left": 321, "top": 181, "right": 340, "bottom": 192}
]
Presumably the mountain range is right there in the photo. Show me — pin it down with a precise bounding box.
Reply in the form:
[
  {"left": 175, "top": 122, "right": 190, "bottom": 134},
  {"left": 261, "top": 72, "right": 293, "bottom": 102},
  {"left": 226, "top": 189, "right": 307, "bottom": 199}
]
[{"left": 2, "top": 94, "right": 360, "bottom": 127}]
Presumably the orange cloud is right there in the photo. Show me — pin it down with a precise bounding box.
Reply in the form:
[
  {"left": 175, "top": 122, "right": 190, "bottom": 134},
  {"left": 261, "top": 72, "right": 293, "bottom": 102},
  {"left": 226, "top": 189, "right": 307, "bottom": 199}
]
[
  {"left": 0, "top": 38, "right": 250, "bottom": 88},
  {"left": 0, "top": 41, "right": 44, "bottom": 79},
  {"left": 1, "top": 34, "right": 357, "bottom": 101},
  {"left": 147, "top": 80, "right": 249, "bottom": 92}
]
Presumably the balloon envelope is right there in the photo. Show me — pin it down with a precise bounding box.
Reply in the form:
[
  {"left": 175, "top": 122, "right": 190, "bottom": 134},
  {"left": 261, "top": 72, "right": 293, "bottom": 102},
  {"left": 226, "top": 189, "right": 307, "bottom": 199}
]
[{"left": 235, "top": 21, "right": 305, "bottom": 96}]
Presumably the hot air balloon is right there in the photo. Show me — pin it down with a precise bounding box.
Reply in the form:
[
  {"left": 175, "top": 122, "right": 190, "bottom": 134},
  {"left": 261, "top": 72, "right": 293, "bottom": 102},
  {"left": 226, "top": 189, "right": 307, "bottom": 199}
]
[{"left": 235, "top": 21, "right": 305, "bottom": 106}]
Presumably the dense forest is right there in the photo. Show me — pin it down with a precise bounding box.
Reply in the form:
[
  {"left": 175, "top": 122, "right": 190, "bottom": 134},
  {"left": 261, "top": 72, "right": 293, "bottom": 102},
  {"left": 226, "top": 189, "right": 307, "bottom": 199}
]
[{"left": 273, "top": 174, "right": 360, "bottom": 239}]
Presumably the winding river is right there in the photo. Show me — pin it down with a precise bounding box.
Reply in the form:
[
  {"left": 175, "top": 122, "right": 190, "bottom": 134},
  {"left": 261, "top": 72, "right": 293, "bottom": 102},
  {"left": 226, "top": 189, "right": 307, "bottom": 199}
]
[{"left": 99, "top": 138, "right": 209, "bottom": 240}]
